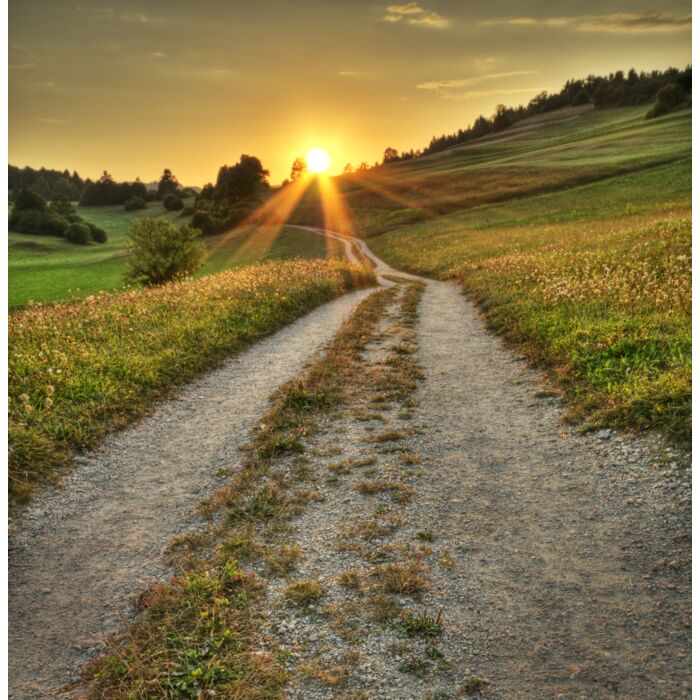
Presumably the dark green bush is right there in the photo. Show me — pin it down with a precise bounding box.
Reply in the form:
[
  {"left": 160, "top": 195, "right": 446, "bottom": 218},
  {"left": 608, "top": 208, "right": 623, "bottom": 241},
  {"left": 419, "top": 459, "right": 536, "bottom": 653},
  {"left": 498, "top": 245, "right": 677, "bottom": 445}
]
[
  {"left": 124, "top": 196, "right": 146, "bottom": 211},
  {"left": 88, "top": 223, "right": 108, "bottom": 243},
  {"left": 180, "top": 205, "right": 195, "bottom": 217},
  {"left": 13, "top": 188, "right": 46, "bottom": 212},
  {"left": 10, "top": 209, "right": 45, "bottom": 235},
  {"left": 647, "top": 83, "right": 688, "bottom": 119},
  {"left": 43, "top": 212, "right": 70, "bottom": 237},
  {"left": 163, "top": 193, "right": 184, "bottom": 211},
  {"left": 65, "top": 222, "right": 91, "bottom": 244}
]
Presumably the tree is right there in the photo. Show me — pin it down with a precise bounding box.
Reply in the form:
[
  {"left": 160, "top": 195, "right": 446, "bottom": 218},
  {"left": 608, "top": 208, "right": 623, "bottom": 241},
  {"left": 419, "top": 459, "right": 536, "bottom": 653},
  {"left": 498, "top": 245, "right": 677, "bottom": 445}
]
[
  {"left": 383, "top": 147, "right": 400, "bottom": 164},
  {"left": 214, "top": 154, "right": 270, "bottom": 202},
  {"left": 31, "top": 175, "right": 51, "bottom": 200},
  {"left": 157, "top": 169, "right": 179, "bottom": 200},
  {"left": 290, "top": 157, "right": 307, "bottom": 181},
  {"left": 356, "top": 162, "right": 369, "bottom": 171},
  {"left": 343, "top": 163, "right": 354, "bottom": 174},
  {"left": 647, "top": 83, "right": 688, "bottom": 119},
  {"left": 124, "top": 218, "right": 205, "bottom": 286},
  {"left": 124, "top": 196, "right": 146, "bottom": 211},
  {"left": 163, "top": 193, "right": 184, "bottom": 211},
  {"left": 52, "top": 176, "right": 78, "bottom": 201},
  {"left": 65, "top": 222, "right": 91, "bottom": 244}
]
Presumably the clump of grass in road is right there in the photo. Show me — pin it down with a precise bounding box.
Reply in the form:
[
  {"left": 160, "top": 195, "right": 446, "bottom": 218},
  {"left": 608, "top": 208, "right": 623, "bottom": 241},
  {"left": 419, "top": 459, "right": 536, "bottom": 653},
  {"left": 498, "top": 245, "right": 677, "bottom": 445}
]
[
  {"left": 9, "top": 259, "right": 374, "bottom": 505},
  {"left": 399, "top": 609, "right": 443, "bottom": 639},
  {"left": 84, "top": 561, "right": 286, "bottom": 699},
  {"left": 284, "top": 578, "right": 324, "bottom": 608},
  {"left": 375, "top": 560, "right": 429, "bottom": 596}
]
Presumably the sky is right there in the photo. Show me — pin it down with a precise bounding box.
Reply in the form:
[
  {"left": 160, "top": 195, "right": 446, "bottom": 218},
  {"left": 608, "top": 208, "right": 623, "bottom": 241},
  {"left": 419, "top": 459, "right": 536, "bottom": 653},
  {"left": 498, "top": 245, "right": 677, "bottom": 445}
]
[{"left": 9, "top": 0, "right": 692, "bottom": 185}]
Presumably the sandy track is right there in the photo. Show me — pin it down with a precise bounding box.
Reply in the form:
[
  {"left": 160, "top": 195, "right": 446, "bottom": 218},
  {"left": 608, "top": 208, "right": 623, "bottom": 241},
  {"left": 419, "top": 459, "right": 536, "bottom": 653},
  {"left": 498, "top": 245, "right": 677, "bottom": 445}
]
[
  {"left": 8, "top": 288, "right": 374, "bottom": 699},
  {"left": 412, "top": 280, "right": 690, "bottom": 698}
]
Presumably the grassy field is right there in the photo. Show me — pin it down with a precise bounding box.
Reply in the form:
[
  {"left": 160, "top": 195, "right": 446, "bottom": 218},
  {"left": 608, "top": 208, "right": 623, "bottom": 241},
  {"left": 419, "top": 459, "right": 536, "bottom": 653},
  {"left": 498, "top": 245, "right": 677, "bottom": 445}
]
[
  {"left": 8, "top": 199, "right": 342, "bottom": 306},
  {"left": 290, "top": 105, "right": 690, "bottom": 237},
  {"left": 365, "top": 106, "right": 691, "bottom": 442},
  {"left": 9, "top": 260, "right": 374, "bottom": 504}
]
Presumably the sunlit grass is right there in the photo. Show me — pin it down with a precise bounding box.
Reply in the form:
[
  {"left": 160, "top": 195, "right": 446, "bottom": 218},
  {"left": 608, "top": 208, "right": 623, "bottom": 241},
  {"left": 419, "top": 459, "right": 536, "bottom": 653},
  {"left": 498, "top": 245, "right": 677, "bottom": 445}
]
[{"left": 8, "top": 260, "right": 375, "bottom": 504}]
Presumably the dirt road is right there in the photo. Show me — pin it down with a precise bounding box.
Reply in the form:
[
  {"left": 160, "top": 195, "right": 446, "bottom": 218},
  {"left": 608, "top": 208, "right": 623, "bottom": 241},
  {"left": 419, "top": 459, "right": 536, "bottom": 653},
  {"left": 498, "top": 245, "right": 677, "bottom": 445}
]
[{"left": 9, "top": 230, "right": 691, "bottom": 698}]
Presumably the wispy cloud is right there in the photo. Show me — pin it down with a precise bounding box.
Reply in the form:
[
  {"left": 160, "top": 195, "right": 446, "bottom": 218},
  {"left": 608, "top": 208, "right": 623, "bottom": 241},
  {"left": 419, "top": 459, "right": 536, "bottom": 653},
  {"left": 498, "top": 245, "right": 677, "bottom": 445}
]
[
  {"left": 444, "top": 87, "right": 546, "bottom": 101},
  {"left": 386, "top": 2, "right": 424, "bottom": 15},
  {"left": 80, "top": 5, "right": 165, "bottom": 25},
  {"left": 35, "top": 117, "right": 70, "bottom": 124},
  {"left": 417, "top": 70, "right": 537, "bottom": 92},
  {"left": 481, "top": 11, "right": 691, "bottom": 34},
  {"left": 384, "top": 3, "right": 450, "bottom": 29}
]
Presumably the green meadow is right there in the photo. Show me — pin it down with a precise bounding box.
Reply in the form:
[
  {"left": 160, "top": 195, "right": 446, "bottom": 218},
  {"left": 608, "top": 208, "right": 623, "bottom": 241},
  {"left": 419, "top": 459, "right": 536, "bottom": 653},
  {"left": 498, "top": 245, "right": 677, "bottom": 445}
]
[
  {"left": 363, "top": 106, "right": 691, "bottom": 441},
  {"left": 8, "top": 200, "right": 341, "bottom": 307}
]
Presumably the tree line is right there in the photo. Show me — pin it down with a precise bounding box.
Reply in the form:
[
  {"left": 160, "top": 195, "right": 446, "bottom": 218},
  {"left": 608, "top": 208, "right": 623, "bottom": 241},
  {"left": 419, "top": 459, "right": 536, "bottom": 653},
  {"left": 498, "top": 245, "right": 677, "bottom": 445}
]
[{"left": 380, "top": 66, "right": 692, "bottom": 164}]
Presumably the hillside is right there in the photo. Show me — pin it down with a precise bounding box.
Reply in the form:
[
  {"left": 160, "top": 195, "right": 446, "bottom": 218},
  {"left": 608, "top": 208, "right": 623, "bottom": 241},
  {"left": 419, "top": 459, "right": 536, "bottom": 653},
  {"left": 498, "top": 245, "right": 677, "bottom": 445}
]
[
  {"left": 289, "top": 104, "right": 691, "bottom": 443},
  {"left": 291, "top": 104, "right": 690, "bottom": 236}
]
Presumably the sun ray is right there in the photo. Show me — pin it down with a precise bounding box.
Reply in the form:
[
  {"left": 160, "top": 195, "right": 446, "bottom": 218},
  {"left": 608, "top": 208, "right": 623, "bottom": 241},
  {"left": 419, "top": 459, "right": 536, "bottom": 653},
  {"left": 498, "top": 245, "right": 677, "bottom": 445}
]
[{"left": 205, "top": 176, "right": 314, "bottom": 262}]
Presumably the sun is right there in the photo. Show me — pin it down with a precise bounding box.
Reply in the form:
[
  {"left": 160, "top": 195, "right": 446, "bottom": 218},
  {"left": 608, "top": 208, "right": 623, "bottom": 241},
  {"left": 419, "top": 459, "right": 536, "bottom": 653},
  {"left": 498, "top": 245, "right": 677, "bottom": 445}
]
[{"left": 306, "top": 147, "right": 331, "bottom": 174}]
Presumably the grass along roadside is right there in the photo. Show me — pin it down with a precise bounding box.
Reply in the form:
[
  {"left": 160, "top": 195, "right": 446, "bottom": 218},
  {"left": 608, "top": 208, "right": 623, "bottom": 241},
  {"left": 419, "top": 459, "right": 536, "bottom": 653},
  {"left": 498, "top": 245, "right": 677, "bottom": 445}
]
[
  {"left": 83, "top": 286, "right": 399, "bottom": 698},
  {"left": 9, "top": 259, "right": 374, "bottom": 505},
  {"left": 9, "top": 199, "right": 345, "bottom": 307},
  {"left": 371, "top": 171, "right": 691, "bottom": 444}
]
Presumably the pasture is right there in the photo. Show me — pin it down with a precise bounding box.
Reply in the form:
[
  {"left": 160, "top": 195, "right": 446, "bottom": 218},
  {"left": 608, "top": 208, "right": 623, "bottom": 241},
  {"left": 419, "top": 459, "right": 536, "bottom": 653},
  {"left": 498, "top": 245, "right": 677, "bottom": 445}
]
[
  {"left": 8, "top": 200, "right": 342, "bottom": 306},
  {"left": 366, "top": 107, "right": 691, "bottom": 441}
]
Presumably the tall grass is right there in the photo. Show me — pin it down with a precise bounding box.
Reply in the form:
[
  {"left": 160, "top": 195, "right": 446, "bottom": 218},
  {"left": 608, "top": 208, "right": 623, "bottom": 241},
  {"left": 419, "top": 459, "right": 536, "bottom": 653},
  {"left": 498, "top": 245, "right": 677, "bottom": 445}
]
[
  {"left": 9, "top": 260, "right": 374, "bottom": 504},
  {"left": 373, "top": 213, "right": 690, "bottom": 442}
]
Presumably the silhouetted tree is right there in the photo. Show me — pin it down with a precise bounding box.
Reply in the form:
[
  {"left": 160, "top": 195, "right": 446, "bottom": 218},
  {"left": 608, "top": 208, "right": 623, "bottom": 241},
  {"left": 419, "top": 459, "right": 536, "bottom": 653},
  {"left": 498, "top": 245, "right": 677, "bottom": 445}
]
[
  {"left": 157, "top": 169, "right": 180, "bottom": 200},
  {"left": 383, "top": 147, "right": 400, "bottom": 164},
  {"left": 290, "top": 157, "right": 307, "bottom": 181}
]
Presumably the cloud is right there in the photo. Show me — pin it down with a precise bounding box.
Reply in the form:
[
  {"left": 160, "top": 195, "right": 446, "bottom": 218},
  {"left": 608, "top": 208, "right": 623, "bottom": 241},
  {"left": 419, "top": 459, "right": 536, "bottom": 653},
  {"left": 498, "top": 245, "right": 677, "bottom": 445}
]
[
  {"left": 383, "top": 3, "right": 450, "bottom": 28},
  {"left": 35, "top": 117, "right": 70, "bottom": 124},
  {"left": 409, "top": 11, "right": 450, "bottom": 28},
  {"left": 150, "top": 51, "right": 167, "bottom": 59},
  {"left": 386, "top": 2, "right": 424, "bottom": 15},
  {"left": 81, "top": 5, "right": 165, "bottom": 25},
  {"left": 416, "top": 70, "right": 537, "bottom": 92},
  {"left": 443, "top": 87, "right": 547, "bottom": 101},
  {"left": 481, "top": 11, "right": 691, "bottom": 34}
]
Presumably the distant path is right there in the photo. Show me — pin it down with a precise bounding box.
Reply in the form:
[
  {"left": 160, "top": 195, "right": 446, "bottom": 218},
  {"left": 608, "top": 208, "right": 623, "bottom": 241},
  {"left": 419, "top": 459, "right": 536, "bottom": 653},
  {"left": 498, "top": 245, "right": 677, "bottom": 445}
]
[{"left": 8, "top": 288, "right": 374, "bottom": 699}]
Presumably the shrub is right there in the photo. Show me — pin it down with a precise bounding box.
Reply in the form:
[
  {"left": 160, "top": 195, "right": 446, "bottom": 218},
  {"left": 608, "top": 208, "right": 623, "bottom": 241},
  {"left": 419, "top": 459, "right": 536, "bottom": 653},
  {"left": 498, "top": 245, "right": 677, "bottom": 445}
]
[
  {"left": 124, "top": 218, "right": 205, "bottom": 286},
  {"left": 65, "top": 222, "right": 91, "bottom": 244},
  {"left": 43, "top": 212, "right": 70, "bottom": 237},
  {"left": 13, "top": 188, "right": 46, "bottom": 212},
  {"left": 647, "top": 83, "right": 688, "bottom": 119},
  {"left": 10, "top": 209, "right": 45, "bottom": 235},
  {"left": 180, "top": 205, "right": 195, "bottom": 217},
  {"left": 88, "top": 223, "right": 108, "bottom": 243},
  {"left": 163, "top": 193, "right": 184, "bottom": 211},
  {"left": 124, "top": 196, "right": 146, "bottom": 211}
]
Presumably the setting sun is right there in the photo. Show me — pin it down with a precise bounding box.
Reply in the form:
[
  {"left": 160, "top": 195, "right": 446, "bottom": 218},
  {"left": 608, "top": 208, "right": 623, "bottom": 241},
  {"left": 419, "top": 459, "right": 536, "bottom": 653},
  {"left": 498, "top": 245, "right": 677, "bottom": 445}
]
[{"left": 306, "top": 147, "right": 331, "bottom": 174}]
